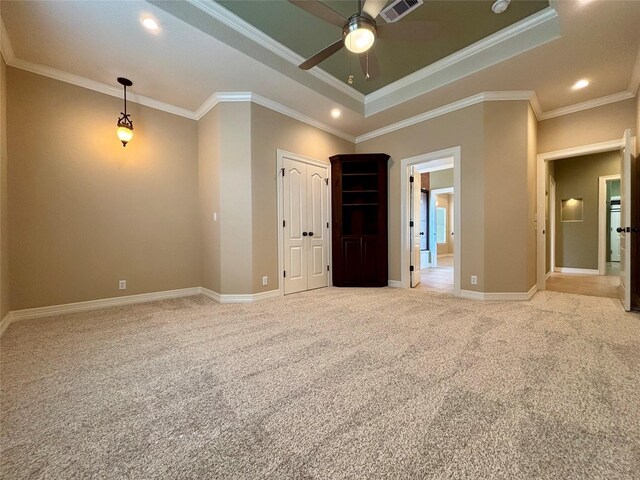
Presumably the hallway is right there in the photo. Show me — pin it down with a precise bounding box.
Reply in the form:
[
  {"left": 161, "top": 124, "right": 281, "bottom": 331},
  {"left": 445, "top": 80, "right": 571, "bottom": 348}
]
[
  {"left": 545, "top": 263, "right": 621, "bottom": 299},
  {"left": 418, "top": 255, "right": 454, "bottom": 294}
]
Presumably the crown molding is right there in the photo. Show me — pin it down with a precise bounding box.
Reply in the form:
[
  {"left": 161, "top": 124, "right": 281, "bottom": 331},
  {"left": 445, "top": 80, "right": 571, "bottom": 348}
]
[
  {"left": 538, "top": 90, "right": 635, "bottom": 121},
  {"left": 0, "top": 17, "right": 16, "bottom": 65},
  {"left": 363, "top": 7, "right": 560, "bottom": 116},
  {"left": 356, "top": 91, "right": 536, "bottom": 143},
  {"left": 3, "top": 57, "right": 199, "bottom": 120},
  {"left": 185, "top": 0, "right": 364, "bottom": 104}
]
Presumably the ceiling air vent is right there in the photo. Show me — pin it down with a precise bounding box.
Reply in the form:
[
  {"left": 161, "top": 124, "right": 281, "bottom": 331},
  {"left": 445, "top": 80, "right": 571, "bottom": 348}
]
[{"left": 379, "top": 0, "right": 424, "bottom": 23}]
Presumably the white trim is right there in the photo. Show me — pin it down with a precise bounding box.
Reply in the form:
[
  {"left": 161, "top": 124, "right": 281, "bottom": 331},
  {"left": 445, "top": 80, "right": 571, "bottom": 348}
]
[
  {"left": 598, "top": 174, "right": 621, "bottom": 275},
  {"left": 8, "top": 288, "right": 201, "bottom": 323},
  {"left": 0, "top": 16, "right": 16, "bottom": 64},
  {"left": 0, "top": 313, "right": 12, "bottom": 338},
  {"left": 250, "top": 93, "right": 354, "bottom": 142},
  {"left": 539, "top": 91, "right": 635, "bottom": 121},
  {"left": 400, "top": 147, "right": 461, "bottom": 295},
  {"left": 218, "top": 290, "right": 280, "bottom": 304},
  {"left": 356, "top": 91, "right": 535, "bottom": 143},
  {"left": 545, "top": 271, "right": 552, "bottom": 280},
  {"left": 554, "top": 267, "right": 599, "bottom": 275},
  {"left": 276, "top": 149, "right": 332, "bottom": 297},
  {"left": 549, "top": 175, "right": 556, "bottom": 276},
  {"left": 364, "top": 8, "right": 559, "bottom": 115},
  {"left": 4, "top": 56, "right": 198, "bottom": 120},
  {"left": 184, "top": 0, "right": 363, "bottom": 103},
  {"left": 460, "top": 285, "right": 537, "bottom": 301},
  {"left": 536, "top": 139, "right": 632, "bottom": 291},
  {"left": 387, "top": 280, "right": 402, "bottom": 288},
  {"left": 200, "top": 287, "right": 221, "bottom": 303}
]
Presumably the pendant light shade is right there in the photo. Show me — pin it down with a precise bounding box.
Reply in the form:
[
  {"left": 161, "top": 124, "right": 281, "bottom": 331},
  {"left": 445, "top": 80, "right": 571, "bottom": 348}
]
[{"left": 116, "top": 77, "right": 133, "bottom": 147}]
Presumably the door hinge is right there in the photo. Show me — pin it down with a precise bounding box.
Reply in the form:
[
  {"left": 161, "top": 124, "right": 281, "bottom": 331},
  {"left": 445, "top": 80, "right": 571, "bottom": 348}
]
[
  {"left": 409, "top": 175, "right": 414, "bottom": 183},
  {"left": 410, "top": 265, "right": 414, "bottom": 272},
  {"left": 283, "top": 270, "right": 286, "bottom": 278},
  {"left": 283, "top": 220, "right": 286, "bottom": 228},
  {"left": 281, "top": 168, "right": 285, "bottom": 176},
  {"left": 327, "top": 222, "right": 329, "bottom": 228},
  {"left": 327, "top": 265, "right": 330, "bottom": 271},
  {"left": 325, "top": 178, "right": 329, "bottom": 185},
  {"left": 409, "top": 221, "right": 414, "bottom": 227}
]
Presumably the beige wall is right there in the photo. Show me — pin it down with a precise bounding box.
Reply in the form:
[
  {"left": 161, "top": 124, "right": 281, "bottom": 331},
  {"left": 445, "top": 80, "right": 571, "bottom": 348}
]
[
  {"left": 538, "top": 98, "right": 637, "bottom": 153},
  {"left": 250, "top": 103, "right": 354, "bottom": 293},
  {"left": 7, "top": 68, "right": 201, "bottom": 309},
  {"left": 483, "top": 101, "right": 533, "bottom": 293},
  {"left": 219, "top": 102, "right": 253, "bottom": 295},
  {"left": 527, "top": 105, "right": 537, "bottom": 288},
  {"left": 430, "top": 168, "right": 453, "bottom": 189},
  {"left": 198, "top": 106, "right": 221, "bottom": 293},
  {"left": 0, "top": 58, "right": 8, "bottom": 320},
  {"left": 357, "top": 103, "right": 487, "bottom": 291},
  {"left": 553, "top": 151, "right": 620, "bottom": 270},
  {"left": 637, "top": 92, "right": 640, "bottom": 152}
]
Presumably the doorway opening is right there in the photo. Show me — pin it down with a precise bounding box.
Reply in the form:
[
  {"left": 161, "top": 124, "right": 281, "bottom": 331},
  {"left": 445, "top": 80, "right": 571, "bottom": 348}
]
[
  {"left": 401, "top": 146, "right": 460, "bottom": 295},
  {"left": 537, "top": 135, "right": 635, "bottom": 304}
]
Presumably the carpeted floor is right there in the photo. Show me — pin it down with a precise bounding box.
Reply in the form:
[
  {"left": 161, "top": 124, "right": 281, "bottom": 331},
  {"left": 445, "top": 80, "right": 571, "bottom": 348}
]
[{"left": 1, "top": 288, "right": 639, "bottom": 479}]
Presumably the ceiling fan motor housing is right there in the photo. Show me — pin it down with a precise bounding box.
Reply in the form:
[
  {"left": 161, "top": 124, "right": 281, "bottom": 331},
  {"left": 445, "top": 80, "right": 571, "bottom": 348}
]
[{"left": 343, "top": 14, "right": 377, "bottom": 53}]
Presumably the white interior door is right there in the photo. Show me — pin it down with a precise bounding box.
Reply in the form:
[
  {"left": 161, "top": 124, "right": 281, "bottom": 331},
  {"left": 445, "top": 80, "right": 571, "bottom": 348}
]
[
  {"left": 610, "top": 209, "right": 621, "bottom": 262},
  {"left": 306, "top": 164, "right": 329, "bottom": 290},
  {"left": 410, "top": 168, "right": 421, "bottom": 287},
  {"left": 282, "top": 156, "right": 328, "bottom": 295},
  {"left": 620, "top": 129, "right": 632, "bottom": 310},
  {"left": 283, "top": 158, "right": 307, "bottom": 294}
]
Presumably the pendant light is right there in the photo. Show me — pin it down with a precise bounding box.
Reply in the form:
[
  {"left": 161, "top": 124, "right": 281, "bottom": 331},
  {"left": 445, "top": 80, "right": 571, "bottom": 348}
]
[{"left": 116, "top": 77, "right": 134, "bottom": 147}]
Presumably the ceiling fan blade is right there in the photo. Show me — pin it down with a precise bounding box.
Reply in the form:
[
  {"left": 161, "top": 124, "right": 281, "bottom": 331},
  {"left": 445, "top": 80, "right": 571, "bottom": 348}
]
[
  {"left": 362, "top": 0, "right": 388, "bottom": 19},
  {"left": 377, "top": 21, "right": 440, "bottom": 41},
  {"left": 359, "top": 48, "right": 380, "bottom": 80},
  {"left": 288, "top": 0, "right": 346, "bottom": 28},
  {"left": 299, "top": 38, "right": 345, "bottom": 70}
]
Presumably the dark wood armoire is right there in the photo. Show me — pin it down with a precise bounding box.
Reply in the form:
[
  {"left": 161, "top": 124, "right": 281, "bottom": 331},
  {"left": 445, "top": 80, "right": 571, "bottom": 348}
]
[{"left": 329, "top": 153, "right": 389, "bottom": 287}]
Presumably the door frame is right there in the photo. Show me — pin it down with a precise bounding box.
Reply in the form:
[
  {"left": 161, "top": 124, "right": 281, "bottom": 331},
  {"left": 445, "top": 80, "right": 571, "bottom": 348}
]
[
  {"left": 549, "top": 175, "right": 556, "bottom": 275},
  {"left": 536, "top": 138, "right": 636, "bottom": 290},
  {"left": 276, "top": 149, "right": 332, "bottom": 296},
  {"left": 400, "top": 146, "right": 461, "bottom": 294},
  {"left": 598, "top": 174, "right": 621, "bottom": 275}
]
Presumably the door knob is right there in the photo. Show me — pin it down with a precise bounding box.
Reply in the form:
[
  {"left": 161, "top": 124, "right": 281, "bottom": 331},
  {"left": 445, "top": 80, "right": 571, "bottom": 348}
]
[
  {"left": 419, "top": 232, "right": 424, "bottom": 235},
  {"left": 616, "top": 227, "right": 624, "bottom": 233},
  {"left": 309, "top": 232, "right": 314, "bottom": 237},
  {"left": 302, "top": 232, "right": 308, "bottom": 236}
]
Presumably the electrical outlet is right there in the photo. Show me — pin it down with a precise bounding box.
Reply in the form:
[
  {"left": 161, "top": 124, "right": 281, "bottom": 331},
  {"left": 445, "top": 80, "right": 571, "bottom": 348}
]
[
  {"left": 119, "top": 280, "right": 127, "bottom": 290},
  {"left": 470, "top": 276, "right": 477, "bottom": 285},
  {"left": 262, "top": 276, "right": 268, "bottom": 286}
]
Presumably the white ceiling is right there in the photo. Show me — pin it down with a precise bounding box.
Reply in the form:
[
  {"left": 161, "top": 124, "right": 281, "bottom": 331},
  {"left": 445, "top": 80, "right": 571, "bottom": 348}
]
[{"left": 1, "top": 0, "right": 639, "bottom": 140}]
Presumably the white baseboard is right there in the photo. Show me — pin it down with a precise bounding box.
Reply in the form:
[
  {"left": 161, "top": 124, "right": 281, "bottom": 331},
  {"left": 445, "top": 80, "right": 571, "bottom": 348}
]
[
  {"left": 555, "top": 267, "right": 599, "bottom": 275},
  {"left": 1, "top": 286, "right": 284, "bottom": 338},
  {"left": 460, "top": 285, "right": 538, "bottom": 301},
  {"left": 218, "top": 289, "right": 280, "bottom": 304},
  {"left": 546, "top": 271, "right": 552, "bottom": 280},
  {"left": 388, "top": 280, "right": 402, "bottom": 288},
  {"left": 9, "top": 287, "right": 202, "bottom": 324},
  {"left": 0, "top": 312, "right": 12, "bottom": 337}
]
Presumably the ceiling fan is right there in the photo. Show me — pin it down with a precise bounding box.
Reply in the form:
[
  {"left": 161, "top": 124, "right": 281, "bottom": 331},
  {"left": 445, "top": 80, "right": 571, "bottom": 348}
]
[{"left": 289, "top": 0, "right": 439, "bottom": 80}]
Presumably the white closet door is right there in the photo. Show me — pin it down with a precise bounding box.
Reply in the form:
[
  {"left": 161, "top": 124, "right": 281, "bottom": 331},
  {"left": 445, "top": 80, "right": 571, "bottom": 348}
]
[
  {"left": 307, "top": 164, "right": 329, "bottom": 290},
  {"left": 283, "top": 158, "right": 308, "bottom": 294}
]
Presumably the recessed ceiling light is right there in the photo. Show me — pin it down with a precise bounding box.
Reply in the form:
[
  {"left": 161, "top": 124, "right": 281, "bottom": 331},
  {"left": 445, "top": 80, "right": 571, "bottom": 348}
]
[
  {"left": 331, "top": 108, "right": 341, "bottom": 119},
  {"left": 142, "top": 17, "right": 159, "bottom": 32},
  {"left": 572, "top": 79, "right": 590, "bottom": 90}
]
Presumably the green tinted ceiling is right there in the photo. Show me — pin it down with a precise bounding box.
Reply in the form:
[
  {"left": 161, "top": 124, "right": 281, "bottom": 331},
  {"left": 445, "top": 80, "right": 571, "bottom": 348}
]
[{"left": 218, "top": 0, "right": 549, "bottom": 94}]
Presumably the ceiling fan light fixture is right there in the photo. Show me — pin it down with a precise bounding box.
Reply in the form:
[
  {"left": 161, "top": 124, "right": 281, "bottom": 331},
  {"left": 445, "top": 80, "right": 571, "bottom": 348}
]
[{"left": 343, "top": 16, "right": 376, "bottom": 53}]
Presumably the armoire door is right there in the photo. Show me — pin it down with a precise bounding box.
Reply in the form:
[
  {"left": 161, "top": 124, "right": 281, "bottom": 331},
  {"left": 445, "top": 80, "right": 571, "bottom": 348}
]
[{"left": 282, "top": 157, "right": 328, "bottom": 294}]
